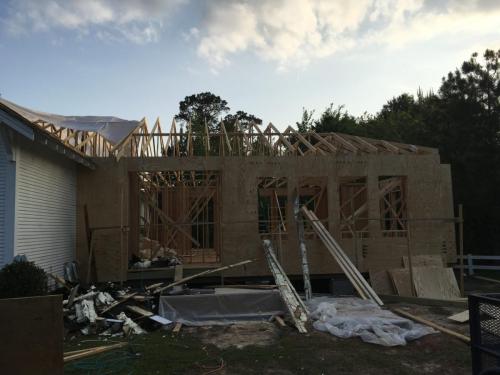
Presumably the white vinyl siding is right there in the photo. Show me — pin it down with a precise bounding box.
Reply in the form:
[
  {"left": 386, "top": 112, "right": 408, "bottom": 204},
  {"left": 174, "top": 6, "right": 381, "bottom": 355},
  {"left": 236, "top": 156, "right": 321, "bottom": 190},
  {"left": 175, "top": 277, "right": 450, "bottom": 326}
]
[
  {"left": 14, "top": 142, "right": 76, "bottom": 277},
  {"left": 0, "top": 133, "right": 8, "bottom": 267}
]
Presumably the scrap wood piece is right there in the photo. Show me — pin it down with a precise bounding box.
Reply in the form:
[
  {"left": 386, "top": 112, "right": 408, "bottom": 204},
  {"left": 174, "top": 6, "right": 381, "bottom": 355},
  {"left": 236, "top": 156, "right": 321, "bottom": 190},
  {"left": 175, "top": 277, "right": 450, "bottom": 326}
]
[
  {"left": 154, "top": 259, "right": 254, "bottom": 294},
  {"left": 172, "top": 322, "right": 182, "bottom": 334},
  {"left": 301, "top": 206, "right": 383, "bottom": 306},
  {"left": 100, "top": 292, "right": 138, "bottom": 314},
  {"left": 262, "top": 239, "right": 308, "bottom": 334},
  {"left": 63, "top": 342, "right": 128, "bottom": 363},
  {"left": 67, "top": 285, "right": 80, "bottom": 307},
  {"left": 448, "top": 310, "right": 469, "bottom": 323},
  {"left": 273, "top": 315, "right": 286, "bottom": 327},
  {"left": 389, "top": 269, "right": 413, "bottom": 297},
  {"left": 48, "top": 273, "right": 71, "bottom": 291},
  {"left": 126, "top": 305, "right": 153, "bottom": 317},
  {"left": 369, "top": 269, "right": 395, "bottom": 295},
  {"left": 392, "top": 308, "right": 470, "bottom": 343},
  {"left": 412, "top": 267, "right": 460, "bottom": 300}
]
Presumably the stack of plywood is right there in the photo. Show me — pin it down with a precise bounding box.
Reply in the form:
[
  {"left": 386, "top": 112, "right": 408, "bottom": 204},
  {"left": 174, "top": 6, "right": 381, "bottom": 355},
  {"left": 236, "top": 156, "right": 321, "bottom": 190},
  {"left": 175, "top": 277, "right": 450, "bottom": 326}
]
[{"left": 371, "top": 254, "right": 462, "bottom": 300}]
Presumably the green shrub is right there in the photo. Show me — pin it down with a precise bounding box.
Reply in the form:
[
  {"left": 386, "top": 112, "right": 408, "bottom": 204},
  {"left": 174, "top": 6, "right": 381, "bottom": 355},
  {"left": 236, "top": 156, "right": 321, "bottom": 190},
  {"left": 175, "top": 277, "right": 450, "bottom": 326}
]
[{"left": 0, "top": 260, "right": 48, "bottom": 299}]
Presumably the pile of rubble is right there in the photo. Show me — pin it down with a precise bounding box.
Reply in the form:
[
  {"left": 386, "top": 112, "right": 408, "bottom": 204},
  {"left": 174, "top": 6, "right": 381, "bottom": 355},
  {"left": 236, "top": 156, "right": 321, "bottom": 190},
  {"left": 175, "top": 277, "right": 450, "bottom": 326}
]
[
  {"left": 131, "top": 236, "right": 182, "bottom": 269},
  {"left": 61, "top": 281, "right": 166, "bottom": 338}
]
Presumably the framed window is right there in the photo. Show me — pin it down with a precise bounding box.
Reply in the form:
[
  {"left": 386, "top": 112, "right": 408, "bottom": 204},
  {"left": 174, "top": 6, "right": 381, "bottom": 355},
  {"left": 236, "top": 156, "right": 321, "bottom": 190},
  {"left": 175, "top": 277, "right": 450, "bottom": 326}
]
[
  {"left": 379, "top": 176, "right": 407, "bottom": 237},
  {"left": 298, "top": 177, "right": 328, "bottom": 238},
  {"left": 339, "top": 177, "right": 369, "bottom": 239},
  {"left": 258, "top": 177, "right": 287, "bottom": 236}
]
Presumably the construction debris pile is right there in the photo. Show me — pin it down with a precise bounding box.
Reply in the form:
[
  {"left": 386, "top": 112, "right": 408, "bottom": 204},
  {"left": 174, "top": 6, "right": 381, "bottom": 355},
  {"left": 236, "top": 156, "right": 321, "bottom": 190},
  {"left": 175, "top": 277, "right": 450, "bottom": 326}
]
[
  {"left": 62, "top": 282, "right": 162, "bottom": 337},
  {"left": 131, "top": 236, "right": 182, "bottom": 269}
]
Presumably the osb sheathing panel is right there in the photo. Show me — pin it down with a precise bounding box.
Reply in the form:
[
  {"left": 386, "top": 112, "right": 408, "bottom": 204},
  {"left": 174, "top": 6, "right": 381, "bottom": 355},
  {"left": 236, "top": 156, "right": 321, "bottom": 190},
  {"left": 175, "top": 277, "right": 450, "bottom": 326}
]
[{"left": 76, "top": 153, "right": 455, "bottom": 281}]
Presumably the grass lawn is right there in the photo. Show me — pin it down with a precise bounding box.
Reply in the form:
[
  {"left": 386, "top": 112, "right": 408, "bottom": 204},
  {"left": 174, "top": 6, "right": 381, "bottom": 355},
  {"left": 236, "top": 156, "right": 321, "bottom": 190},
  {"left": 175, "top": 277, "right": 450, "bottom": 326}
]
[{"left": 64, "top": 322, "right": 471, "bottom": 375}]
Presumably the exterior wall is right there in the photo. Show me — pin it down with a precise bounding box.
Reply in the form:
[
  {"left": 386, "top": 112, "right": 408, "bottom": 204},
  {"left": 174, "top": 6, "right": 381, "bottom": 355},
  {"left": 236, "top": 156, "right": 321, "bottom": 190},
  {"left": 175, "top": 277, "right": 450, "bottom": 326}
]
[
  {"left": 14, "top": 137, "right": 76, "bottom": 277},
  {"left": 0, "top": 129, "right": 15, "bottom": 267},
  {"left": 77, "top": 153, "right": 456, "bottom": 281}
]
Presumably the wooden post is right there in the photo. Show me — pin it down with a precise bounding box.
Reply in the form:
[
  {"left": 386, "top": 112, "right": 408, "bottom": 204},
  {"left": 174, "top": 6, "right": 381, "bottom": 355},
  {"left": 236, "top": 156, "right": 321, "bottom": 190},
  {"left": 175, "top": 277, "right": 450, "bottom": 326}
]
[
  {"left": 406, "top": 220, "right": 416, "bottom": 296},
  {"left": 294, "top": 197, "right": 312, "bottom": 301},
  {"left": 458, "top": 204, "right": 464, "bottom": 296}
]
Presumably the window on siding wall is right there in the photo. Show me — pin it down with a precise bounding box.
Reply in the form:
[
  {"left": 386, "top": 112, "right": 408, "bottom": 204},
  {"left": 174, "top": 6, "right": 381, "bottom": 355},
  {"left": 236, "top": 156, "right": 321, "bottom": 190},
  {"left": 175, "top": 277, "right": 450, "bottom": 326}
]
[
  {"left": 339, "top": 177, "right": 369, "bottom": 239},
  {"left": 258, "top": 177, "right": 287, "bottom": 237},
  {"left": 379, "top": 176, "right": 408, "bottom": 237}
]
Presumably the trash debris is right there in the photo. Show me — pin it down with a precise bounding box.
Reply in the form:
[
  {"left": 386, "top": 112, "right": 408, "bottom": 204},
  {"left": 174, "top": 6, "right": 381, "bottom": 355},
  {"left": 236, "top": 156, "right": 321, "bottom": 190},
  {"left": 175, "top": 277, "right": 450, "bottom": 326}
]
[
  {"left": 308, "top": 297, "right": 436, "bottom": 346},
  {"left": 118, "top": 312, "right": 146, "bottom": 335}
]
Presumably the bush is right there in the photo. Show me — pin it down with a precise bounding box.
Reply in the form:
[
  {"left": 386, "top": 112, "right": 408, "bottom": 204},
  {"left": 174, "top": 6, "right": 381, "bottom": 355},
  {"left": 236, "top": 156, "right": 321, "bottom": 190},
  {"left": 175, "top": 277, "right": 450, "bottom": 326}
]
[{"left": 0, "top": 260, "right": 48, "bottom": 299}]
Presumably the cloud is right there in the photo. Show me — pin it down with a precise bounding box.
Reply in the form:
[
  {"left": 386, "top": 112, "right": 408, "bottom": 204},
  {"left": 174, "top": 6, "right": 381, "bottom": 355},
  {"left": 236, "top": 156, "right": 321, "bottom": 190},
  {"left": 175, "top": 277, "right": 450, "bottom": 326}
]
[
  {"left": 194, "top": 0, "right": 500, "bottom": 71},
  {"left": 2, "top": 0, "right": 185, "bottom": 44}
]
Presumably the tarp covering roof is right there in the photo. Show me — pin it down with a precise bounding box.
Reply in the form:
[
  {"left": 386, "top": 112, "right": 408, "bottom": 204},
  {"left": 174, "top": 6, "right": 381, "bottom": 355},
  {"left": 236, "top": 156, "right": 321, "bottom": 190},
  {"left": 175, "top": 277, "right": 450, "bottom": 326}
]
[{"left": 0, "top": 98, "right": 140, "bottom": 146}]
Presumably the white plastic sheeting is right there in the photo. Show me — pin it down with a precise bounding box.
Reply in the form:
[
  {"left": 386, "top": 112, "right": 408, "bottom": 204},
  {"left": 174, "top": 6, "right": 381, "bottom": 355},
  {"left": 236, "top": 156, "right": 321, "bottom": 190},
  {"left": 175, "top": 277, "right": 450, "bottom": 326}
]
[
  {"left": 159, "top": 288, "right": 286, "bottom": 326},
  {"left": 0, "top": 98, "right": 139, "bottom": 146},
  {"left": 308, "top": 297, "right": 436, "bottom": 346}
]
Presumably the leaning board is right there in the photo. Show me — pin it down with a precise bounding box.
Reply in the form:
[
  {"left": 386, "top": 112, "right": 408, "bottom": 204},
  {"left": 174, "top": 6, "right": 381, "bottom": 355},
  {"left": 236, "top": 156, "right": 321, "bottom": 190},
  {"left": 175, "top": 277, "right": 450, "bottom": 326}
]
[
  {"left": 369, "top": 269, "right": 395, "bottom": 295},
  {"left": 412, "top": 267, "right": 460, "bottom": 300},
  {"left": 389, "top": 269, "right": 413, "bottom": 297}
]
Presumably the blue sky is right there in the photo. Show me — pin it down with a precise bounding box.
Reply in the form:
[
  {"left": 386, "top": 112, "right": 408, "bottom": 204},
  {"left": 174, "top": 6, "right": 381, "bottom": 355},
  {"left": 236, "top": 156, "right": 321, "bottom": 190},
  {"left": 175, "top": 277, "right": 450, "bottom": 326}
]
[{"left": 0, "top": 0, "right": 499, "bottom": 130}]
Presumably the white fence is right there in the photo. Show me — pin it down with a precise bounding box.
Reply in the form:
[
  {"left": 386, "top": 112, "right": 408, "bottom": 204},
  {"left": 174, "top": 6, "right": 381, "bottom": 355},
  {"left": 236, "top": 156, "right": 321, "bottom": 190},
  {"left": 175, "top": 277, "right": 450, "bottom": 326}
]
[{"left": 455, "top": 254, "right": 500, "bottom": 275}]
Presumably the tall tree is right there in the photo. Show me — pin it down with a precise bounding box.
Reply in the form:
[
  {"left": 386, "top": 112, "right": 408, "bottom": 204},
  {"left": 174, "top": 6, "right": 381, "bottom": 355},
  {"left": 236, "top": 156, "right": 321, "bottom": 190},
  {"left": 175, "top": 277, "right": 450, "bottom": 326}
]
[
  {"left": 223, "top": 110, "right": 262, "bottom": 131},
  {"left": 175, "top": 92, "right": 230, "bottom": 132}
]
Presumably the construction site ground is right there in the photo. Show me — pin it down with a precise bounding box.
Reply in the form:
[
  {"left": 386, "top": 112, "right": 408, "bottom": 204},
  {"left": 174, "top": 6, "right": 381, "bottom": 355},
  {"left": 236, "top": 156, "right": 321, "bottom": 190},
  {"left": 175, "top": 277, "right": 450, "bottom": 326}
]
[{"left": 63, "top": 275, "right": 499, "bottom": 375}]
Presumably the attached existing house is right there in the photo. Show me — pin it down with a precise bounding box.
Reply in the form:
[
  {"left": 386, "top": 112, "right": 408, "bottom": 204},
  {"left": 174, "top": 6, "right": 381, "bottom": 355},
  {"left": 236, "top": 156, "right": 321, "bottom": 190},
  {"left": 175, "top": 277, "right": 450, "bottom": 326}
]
[
  {"left": 0, "top": 99, "right": 457, "bottom": 283},
  {"left": 0, "top": 101, "right": 94, "bottom": 276}
]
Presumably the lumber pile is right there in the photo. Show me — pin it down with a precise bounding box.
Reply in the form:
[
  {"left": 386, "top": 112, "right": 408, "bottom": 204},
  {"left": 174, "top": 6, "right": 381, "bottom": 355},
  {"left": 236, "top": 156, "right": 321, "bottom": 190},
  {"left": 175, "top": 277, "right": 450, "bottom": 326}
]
[
  {"left": 370, "top": 254, "right": 462, "bottom": 301},
  {"left": 301, "top": 206, "right": 383, "bottom": 306}
]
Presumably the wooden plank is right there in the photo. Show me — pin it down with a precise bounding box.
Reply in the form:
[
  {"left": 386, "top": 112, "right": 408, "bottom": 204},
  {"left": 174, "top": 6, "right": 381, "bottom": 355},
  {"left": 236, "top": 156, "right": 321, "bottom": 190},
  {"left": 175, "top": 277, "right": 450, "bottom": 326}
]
[
  {"left": 172, "top": 322, "right": 182, "bottom": 334},
  {"left": 412, "top": 267, "right": 460, "bottom": 300},
  {"left": 402, "top": 254, "right": 443, "bottom": 268},
  {"left": 101, "top": 292, "right": 138, "bottom": 314},
  {"left": 174, "top": 264, "right": 183, "bottom": 281},
  {"left": 369, "top": 269, "right": 395, "bottom": 295},
  {"left": 64, "top": 342, "right": 128, "bottom": 363},
  {"left": 154, "top": 259, "right": 254, "bottom": 294},
  {"left": 389, "top": 269, "right": 413, "bottom": 297},
  {"left": 302, "top": 207, "right": 383, "bottom": 305},
  {"left": 380, "top": 294, "right": 468, "bottom": 308},
  {"left": 448, "top": 310, "right": 469, "bottom": 323},
  {"left": 0, "top": 295, "right": 63, "bottom": 375},
  {"left": 126, "top": 305, "right": 154, "bottom": 317},
  {"left": 392, "top": 308, "right": 470, "bottom": 343}
]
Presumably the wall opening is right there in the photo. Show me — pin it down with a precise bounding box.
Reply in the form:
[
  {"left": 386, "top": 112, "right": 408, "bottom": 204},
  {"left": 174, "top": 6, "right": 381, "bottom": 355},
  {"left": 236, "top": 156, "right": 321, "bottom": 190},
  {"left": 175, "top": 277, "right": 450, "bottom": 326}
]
[
  {"left": 131, "top": 170, "right": 221, "bottom": 266},
  {"left": 339, "top": 177, "right": 369, "bottom": 239},
  {"left": 379, "top": 176, "right": 407, "bottom": 237},
  {"left": 298, "top": 177, "right": 328, "bottom": 238},
  {"left": 257, "top": 177, "right": 288, "bottom": 237}
]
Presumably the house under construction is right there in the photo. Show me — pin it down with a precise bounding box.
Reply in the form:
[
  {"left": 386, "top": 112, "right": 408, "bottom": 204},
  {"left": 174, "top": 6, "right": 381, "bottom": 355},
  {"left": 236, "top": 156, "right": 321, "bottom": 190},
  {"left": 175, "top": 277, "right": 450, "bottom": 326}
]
[{"left": 0, "top": 99, "right": 456, "bottom": 283}]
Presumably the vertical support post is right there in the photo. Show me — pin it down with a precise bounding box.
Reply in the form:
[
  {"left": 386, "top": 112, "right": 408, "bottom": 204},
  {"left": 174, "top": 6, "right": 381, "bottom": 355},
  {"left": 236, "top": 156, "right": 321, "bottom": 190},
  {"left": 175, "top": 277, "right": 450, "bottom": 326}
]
[
  {"left": 406, "top": 220, "right": 416, "bottom": 296},
  {"left": 468, "top": 253, "right": 474, "bottom": 276},
  {"left": 458, "top": 204, "right": 465, "bottom": 296},
  {"left": 120, "top": 185, "right": 124, "bottom": 287},
  {"left": 294, "top": 196, "right": 312, "bottom": 301}
]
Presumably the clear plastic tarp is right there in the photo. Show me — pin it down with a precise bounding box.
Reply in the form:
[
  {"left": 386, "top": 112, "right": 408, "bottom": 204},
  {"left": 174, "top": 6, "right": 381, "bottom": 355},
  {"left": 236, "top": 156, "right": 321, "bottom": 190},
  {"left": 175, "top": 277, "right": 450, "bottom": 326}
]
[
  {"left": 158, "top": 288, "right": 286, "bottom": 326},
  {"left": 308, "top": 297, "right": 437, "bottom": 346},
  {"left": 0, "top": 98, "right": 139, "bottom": 146}
]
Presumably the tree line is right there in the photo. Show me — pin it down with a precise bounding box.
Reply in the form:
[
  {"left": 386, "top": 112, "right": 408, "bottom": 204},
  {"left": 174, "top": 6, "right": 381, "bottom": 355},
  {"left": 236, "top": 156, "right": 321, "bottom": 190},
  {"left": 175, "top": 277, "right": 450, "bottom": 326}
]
[{"left": 175, "top": 49, "right": 500, "bottom": 253}]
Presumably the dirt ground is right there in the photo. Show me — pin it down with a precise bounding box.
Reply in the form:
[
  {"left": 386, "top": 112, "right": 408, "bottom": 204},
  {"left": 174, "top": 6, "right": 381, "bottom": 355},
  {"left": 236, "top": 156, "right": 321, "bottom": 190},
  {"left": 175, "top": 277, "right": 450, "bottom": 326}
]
[
  {"left": 64, "top": 302, "right": 473, "bottom": 375},
  {"left": 63, "top": 275, "right": 500, "bottom": 374}
]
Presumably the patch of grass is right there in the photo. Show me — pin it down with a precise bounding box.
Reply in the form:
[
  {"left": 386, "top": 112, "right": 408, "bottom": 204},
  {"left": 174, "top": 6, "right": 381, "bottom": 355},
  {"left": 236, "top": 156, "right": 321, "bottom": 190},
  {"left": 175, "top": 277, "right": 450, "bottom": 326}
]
[{"left": 64, "top": 327, "right": 471, "bottom": 375}]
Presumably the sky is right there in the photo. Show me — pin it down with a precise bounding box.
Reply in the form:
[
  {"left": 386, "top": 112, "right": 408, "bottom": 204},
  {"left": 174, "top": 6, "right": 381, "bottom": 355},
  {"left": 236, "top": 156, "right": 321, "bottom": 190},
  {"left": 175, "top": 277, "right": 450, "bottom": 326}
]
[{"left": 0, "top": 0, "right": 499, "bottom": 130}]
